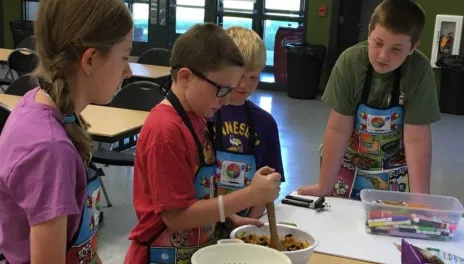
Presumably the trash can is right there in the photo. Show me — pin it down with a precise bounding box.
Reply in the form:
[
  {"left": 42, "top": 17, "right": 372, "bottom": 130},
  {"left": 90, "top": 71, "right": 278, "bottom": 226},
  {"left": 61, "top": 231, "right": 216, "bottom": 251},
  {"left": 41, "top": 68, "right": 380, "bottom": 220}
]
[
  {"left": 436, "top": 55, "right": 464, "bottom": 115},
  {"left": 9, "top": 20, "right": 34, "bottom": 49},
  {"left": 285, "top": 43, "right": 326, "bottom": 99}
]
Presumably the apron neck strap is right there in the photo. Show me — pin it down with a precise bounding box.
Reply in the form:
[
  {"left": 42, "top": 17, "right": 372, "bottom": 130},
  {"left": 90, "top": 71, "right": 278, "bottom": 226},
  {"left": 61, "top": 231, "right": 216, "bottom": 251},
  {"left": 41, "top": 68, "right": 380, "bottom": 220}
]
[
  {"left": 389, "top": 67, "right": 402, "bottom": 107},
  {"left": 167, "top": 91, "right": 205, "bottom": 165},
  {"left": 361, "top": 65, "right": 402, "bottom": 106},
  {"left": 361, "top": 65, "right": 374, "bottom": 104},
  {"left": 215, "top": 109, "right": 225, "bottom": 149},
  {"left": 245, "top": 100, "right": 257, "bottom": 153}
]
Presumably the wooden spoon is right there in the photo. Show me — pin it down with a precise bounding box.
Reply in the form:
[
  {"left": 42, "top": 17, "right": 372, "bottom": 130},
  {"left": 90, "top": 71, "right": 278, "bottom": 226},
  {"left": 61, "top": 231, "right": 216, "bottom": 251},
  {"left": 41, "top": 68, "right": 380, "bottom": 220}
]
[{"left": 266, "top": 202, "right": 287, "bottom": 251}]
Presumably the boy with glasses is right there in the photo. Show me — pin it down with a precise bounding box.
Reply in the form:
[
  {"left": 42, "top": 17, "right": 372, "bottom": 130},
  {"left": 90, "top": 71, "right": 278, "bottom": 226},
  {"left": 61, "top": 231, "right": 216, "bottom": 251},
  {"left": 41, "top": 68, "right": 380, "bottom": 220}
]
[{"left": 124, "top": 23, "right": 282, "bottom": 263}]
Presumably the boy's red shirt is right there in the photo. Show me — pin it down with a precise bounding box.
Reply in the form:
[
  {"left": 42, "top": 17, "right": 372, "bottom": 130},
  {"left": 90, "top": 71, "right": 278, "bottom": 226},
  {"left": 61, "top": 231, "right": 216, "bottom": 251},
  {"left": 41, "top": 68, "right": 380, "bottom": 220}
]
[{"left": 125, "top": 103, "right": 208, "bottom": 263}]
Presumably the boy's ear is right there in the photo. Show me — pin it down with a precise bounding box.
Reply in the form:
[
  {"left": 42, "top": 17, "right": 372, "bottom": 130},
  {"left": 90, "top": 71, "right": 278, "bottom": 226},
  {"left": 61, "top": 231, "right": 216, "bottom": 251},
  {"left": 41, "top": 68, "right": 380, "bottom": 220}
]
[
  {"left": 177, "top": 68, "right": 193, "bottom": 84},
  {"left": 409, "top": 40, "right": 421, "bottom": 55}
]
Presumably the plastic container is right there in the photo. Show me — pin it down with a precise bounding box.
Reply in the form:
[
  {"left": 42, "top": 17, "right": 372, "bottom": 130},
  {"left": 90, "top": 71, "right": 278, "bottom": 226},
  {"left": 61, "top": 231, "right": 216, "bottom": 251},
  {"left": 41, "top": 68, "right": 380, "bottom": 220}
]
[
  {"left": 191, "top": 239, "right": 291, "bottom": 264},
  {"left": 360, "top": 189, "right": 464, "bottom": 241},
  {"left": 230, "top": 223, "right": 319, "bottom": 264}
]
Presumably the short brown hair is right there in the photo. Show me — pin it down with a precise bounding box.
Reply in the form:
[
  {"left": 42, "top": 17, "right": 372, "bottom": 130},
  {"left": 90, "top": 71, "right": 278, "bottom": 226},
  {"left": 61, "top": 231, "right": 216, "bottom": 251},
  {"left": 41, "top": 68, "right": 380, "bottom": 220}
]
[
  {"left": 226, "top": 26, "right": 266, "bottom": 71},
  {"left": 34, "top": 0, "right": 133, "bottom": 164},
  {"left": 170, "top": 23, "right": 245, "bottom": 80},
  {"left": 369, "top": 0, "right": 426, "bottom": 44}
]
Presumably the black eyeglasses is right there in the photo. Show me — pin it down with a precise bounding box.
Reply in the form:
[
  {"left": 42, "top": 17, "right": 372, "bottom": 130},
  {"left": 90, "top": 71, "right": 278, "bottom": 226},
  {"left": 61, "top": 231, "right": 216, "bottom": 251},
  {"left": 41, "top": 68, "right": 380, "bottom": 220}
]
[{"left": 172, "top": 65, "right": 234, "bottom": 98}]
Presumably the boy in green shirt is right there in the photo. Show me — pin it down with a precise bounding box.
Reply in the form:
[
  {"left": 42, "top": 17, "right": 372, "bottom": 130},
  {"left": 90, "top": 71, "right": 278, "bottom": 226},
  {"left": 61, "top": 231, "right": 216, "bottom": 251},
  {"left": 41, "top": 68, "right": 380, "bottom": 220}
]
[{"left": 298, "top": 0, "right": 440, "bottom": 199}]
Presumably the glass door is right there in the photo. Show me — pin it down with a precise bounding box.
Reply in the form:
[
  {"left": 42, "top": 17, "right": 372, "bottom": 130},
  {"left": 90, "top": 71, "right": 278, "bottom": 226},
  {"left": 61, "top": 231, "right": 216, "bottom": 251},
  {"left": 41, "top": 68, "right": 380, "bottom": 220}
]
[
  {"left": 167, "top": 0, "right": 206, "bottom": 45},
  {"left": 130, "top": 0, "right": 207, "bottom": 55},
  {"left": 22, "top": 0, "right": 39, "bottom": 21},
  {"left": 214, "top": 0, "right": 306, "bottom": 68},
  {"left": 129, "top": 0, "right": 158, "bottom": 55}
]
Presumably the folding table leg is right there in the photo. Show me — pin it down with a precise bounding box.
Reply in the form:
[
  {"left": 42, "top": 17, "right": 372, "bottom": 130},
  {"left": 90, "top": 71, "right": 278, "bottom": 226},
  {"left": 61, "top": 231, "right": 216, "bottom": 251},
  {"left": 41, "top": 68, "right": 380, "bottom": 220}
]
[{"left": 99, "top": 176, "right": 112, "bottom": 207}]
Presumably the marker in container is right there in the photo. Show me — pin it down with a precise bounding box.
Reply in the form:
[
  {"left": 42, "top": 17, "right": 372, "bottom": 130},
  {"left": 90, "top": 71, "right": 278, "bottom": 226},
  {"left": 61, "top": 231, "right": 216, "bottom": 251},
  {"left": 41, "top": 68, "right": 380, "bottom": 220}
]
[
  {"left": 367, "top": 211, "right": 409, "bottom": 219},
  {"left": 412, "top": 217, "right": 457, "bottom": 230},
  {"left": 389, "top": 230, "right": 427, "bottom": 239},
  {"left": 368, "top": 220, "right": 411, "bottom": 228},
  {"left": 411, "top": 214, "right": 458, "bottom": 226},
  {"left": 367, "top": 216, "right": 410, "bottom": 223},
  {"left": 375, "top": 200, "right": 430, "bottom": 208}
]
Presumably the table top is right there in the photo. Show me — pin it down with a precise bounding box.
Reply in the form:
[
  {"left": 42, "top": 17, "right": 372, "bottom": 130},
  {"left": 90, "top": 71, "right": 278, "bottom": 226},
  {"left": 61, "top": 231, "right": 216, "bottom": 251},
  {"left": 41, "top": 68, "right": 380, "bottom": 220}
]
[
  {"left": 0, "top": 48, "right": 170, "bottom": 80},
  {"left": 128, "top": 62, "right": 171, "bottom": 79},
  {"left": 0, "top": 48, "right": 11, "bottom": 63},
  {"left": 309, "top": 253, "right": 370, "bottom": 264},
  {"left": 0, "top": 94, "right": 149, "bottom": 138},
  {"left": 264, "top": 192, "right": 464, "bottom": 264}
]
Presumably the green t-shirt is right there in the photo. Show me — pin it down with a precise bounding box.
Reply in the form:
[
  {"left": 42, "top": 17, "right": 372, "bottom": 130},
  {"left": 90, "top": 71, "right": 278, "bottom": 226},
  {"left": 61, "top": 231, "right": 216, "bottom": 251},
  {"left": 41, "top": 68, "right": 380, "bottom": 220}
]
[{"left": 322, "top": 41, "right": 440, "bottom": 125}]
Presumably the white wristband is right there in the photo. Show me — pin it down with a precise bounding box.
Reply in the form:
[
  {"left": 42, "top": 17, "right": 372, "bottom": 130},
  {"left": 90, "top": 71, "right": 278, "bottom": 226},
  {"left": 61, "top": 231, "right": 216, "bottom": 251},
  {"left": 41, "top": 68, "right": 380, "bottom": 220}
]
[{"left": 218, "top": 195, "right": 225, "bottom": 223}]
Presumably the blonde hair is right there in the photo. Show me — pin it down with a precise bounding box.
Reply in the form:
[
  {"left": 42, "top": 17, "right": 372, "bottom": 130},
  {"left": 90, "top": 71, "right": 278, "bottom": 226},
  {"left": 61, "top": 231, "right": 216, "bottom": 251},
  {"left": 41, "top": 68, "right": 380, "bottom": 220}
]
[
  {"left": 170, "top": 23, "right": 245, "bottom": 81},
  {"left": 34, "top": 0, "right": 133, "bottom": 164},
  {"left": 225, "top": 26, "right": 266, "bottom": 71}
]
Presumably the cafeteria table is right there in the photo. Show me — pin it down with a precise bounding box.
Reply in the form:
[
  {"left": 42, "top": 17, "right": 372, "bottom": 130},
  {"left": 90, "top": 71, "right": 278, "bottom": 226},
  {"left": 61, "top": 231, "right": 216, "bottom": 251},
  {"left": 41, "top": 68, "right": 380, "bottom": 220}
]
[
  {"left": 0, "top": 94, "right": 148, "bottom": 143},
  {"left": 0, "top": 48, "right": 170, "bottom": 80}
]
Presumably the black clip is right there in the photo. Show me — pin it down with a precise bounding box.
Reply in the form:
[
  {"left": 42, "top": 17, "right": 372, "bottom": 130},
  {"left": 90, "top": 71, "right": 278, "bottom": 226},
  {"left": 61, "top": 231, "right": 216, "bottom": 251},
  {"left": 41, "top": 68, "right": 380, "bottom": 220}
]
[
  {"left": 282, "top": 196, "right": 330, "bottom": 212},
  {"left": 310, "top": 197, "right": 331, "bottom": 212}
]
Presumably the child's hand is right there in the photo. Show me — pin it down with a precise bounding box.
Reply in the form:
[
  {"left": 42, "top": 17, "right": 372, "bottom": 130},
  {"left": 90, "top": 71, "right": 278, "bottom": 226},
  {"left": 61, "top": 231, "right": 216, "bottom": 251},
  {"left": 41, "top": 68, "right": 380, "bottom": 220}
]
[
  {"left": 227, "top": 214, "right": 264, "bottom": 228},
  {"left": 297, "top": 183, "right": 332, "bottom": 196},
  {"left": 248, "top": 166, "right": 281, "bottom": 204}
]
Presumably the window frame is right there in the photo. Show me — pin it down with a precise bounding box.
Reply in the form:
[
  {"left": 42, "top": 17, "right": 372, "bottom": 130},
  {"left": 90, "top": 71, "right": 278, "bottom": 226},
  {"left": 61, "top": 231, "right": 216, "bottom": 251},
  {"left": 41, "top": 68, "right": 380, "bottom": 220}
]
[
  {"left": 21, "top": 0, "right": 39, "bottom": 21},
  {"left": 21, "top": 0, "right": 308, "bottom": 71},
  {"left": 212, "top": 0, "right": 307, "bottom": 69}
]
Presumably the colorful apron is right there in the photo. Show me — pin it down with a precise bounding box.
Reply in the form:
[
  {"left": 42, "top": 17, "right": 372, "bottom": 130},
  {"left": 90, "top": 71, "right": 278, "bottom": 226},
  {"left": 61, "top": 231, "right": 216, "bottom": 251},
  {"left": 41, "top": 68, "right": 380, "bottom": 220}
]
[
  {"left": 212, "top": 101, "right": 258, "bottom": 240},
  {"left": 139, "top": 91, "right": 217, "bottom": 264},
  {"left": 67, "top": 164, "right": 101, "bottom": 263},
  {"left": 329, "top": 65, "right": 410, "bottom": 200},
  {"left": 0, "top": 164, "right": 101, "bottom": 264}
]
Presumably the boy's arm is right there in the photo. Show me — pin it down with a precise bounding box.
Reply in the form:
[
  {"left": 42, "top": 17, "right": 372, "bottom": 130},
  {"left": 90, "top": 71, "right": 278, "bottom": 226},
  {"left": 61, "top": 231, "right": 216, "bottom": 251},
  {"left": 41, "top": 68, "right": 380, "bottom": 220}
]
[
  {"left": 299, "top": 53, "right": 356, "bottom": 196},
  {"left": 404, "top": 124, "right": 431, "bottom": 194},
  {"left": 147, "top": 140, "right": 278, "bottom": 230},
  {"left": 247, "top": 204, "right": 266, "bottom": 219},
  {"left": 312, "top": 110, "right": 354, "bottom": 195},
  {"left": 402, "top": 62, "right": 440, "bottom": 194}
]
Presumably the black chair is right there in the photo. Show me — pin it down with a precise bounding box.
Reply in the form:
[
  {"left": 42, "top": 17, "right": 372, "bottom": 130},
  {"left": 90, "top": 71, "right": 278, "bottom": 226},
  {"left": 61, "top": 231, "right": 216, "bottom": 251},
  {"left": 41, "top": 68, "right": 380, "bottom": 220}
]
[
  {"left": 0, "top": 48, "right": 39, "bottom": 92},
  {"left": 17, "top": 36, "right": 36, "bottom": 50},
  {"left": 4, "top": 74, "right": 39, "bottom": 96},
  {"left": 111, "top": 81, "right": 165, "bottom": 111},
  {"left": 90, "top": 149, "right": 134, "bottom": 208},
  {"left": 0, "top": 104, "right": 11, "bottom": 135},
  {"left": 137, "top": 48, "right": 171, "bottom": 67},
  {"left": 7, "top": 48, "right": 38, "bottom": 77},
  {"left": 110, "top": 81, "right": 164, "bottom": 151}
]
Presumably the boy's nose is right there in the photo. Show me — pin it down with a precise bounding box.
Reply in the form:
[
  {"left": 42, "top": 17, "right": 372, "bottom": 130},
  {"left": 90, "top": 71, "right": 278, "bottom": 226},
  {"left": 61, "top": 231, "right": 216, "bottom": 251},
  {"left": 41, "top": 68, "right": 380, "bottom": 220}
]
[
  {"left": 220, "top": 93, "right": 230, "bottom": 106},
  {"left": 378, "top": 48, "right": 390, "bottom": 61}
]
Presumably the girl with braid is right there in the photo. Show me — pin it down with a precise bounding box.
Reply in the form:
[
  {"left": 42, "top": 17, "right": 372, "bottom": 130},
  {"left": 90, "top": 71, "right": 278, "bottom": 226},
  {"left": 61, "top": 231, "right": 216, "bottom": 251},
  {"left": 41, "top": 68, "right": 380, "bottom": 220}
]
[{"left": 0, "top": 0, "right": 133, "bottom": 263}]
